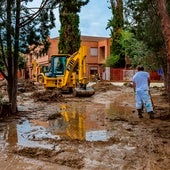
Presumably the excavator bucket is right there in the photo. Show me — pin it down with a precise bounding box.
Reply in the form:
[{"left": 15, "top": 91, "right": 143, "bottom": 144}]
[{"left": 73, "top": 87, "right": 95, "bottom": 97}]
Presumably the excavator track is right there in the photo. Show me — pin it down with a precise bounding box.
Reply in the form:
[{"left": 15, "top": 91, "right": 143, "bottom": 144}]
[{"left": 73, "top": 87, "right": 95, "bottom": 97}]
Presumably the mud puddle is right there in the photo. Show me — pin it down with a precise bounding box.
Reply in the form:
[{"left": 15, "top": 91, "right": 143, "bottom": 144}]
[{"left": 1, "top": 102, "right": 132, "bottom": 151}]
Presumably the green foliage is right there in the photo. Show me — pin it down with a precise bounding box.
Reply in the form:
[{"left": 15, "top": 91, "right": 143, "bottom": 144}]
[
  {"left": 58, "top": 12, "right": 81, "bottom": 54},
  {"left": 119, "top": 30, "right": 134, "bottom": 48},
  {"left": 124, "top": 0, "right": 167, "bottom": 69},
  {"left": 19, "top": 1, "right": 57, "bottom": 53},
  {"left": 0, "top": 0, "right": 57, "bottom": 71},
  {"left": 107, "top": 0, "right": 125, "bottom": 68},
  {"left": 107, "top": 0, "right": 167, "bottom": 70},
  {"left": 119, "top": 29, "right": 152, "bottom": 69},
  {"left": 58, "top": 0, "right": 89, "bottom": 54},
  {"left": 125, "top": 0, "right": 163, "bottom": 47},
  {"left": 106, "top": 54, "right": 120, "bottom": 67}
]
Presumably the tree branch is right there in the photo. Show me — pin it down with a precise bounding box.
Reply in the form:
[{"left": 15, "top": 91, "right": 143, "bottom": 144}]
[{"left": 19, "top": 0, "right": 53, "bottom": 28}]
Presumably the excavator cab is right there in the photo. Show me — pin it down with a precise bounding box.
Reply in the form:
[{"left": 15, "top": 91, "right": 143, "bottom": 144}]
[{"left": 45, "top": 55, "right": 68, "bottom": 77}]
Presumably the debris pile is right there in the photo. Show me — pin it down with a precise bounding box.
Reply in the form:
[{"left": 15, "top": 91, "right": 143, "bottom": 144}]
[
  {"left": 92, "top": 82, "right": 119, "bottom": 92},
  {"left": 31, "top": 89, "right": 64, "bottom": 102},
  {"left": 18, "top": 79, "right": 37, "bottom": 92}
]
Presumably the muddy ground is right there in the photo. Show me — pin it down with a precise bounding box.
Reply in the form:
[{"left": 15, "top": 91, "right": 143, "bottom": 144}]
[{"left": 0, "top": 80, "right": 169, "bottom": 170}]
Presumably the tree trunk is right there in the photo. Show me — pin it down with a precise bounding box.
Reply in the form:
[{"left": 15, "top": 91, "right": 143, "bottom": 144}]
[
  {"left": 6, "top": 0, "right": 20, "bottom": 114},
  {"left": 157, "top": 0, "right": 170, "bottom": 102},
  {"left": 12, "top": 0, "right": 21, "bottom": 113},
  {"left": 6, "top": 0, "right": 14, "bottom": 114}
]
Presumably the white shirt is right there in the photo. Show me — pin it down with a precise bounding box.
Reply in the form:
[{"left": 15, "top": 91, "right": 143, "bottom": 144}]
[{"left": 133, "top": 71, "right": 150, "bottom": 91}]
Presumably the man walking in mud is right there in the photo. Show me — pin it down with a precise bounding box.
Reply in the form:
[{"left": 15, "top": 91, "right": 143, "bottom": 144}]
[{"left": 133, "top": 66, "right": 155, "bottom": 119}]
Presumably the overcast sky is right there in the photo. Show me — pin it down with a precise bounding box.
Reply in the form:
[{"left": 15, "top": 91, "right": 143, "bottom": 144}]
[{"left": 28, "top": 0, "right": 112, "bottom": 38}]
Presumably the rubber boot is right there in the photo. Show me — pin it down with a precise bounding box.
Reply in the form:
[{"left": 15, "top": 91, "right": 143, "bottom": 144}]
[
  {"left": 141, "top": 104, "right": 144, "bottom": 113},
  {"left": 148, "top": 111, "right": 154, "bottom": 119},
  {"left": 137, "top": 109, "right": 143, "bottom": 118}
]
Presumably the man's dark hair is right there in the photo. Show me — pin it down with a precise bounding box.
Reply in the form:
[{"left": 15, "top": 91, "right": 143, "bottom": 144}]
[{"left": 137, "top": 66, "right": 144, "bottom": 71}]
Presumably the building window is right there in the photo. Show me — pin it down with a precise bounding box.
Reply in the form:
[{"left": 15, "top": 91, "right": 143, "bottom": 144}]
[
  {"left": 100, "top": 46, "right": 105, "bottom": 59},
  {"left": 90, "top": 66, "right": 98, "bottom": 75},
  {"left": 90, "top": 47, "right": 98, "bottom": 56}
]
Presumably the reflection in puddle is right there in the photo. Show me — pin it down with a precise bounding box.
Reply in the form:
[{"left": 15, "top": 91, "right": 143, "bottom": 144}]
[
  {"left": 17, "top": 120, "right": 59, "bottom": 149},
  {"left": 0, "top": 102, "right": 132, "bottom": 149},
  {"left": 59, "top": 103, "right": 109, "bottom": 141},
  {"left": 86, "top": 130, "right": 108, "bottom": 141}
]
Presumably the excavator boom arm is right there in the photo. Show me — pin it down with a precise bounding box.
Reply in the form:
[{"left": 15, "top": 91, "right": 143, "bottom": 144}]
[{"left": 62, "top": 46, "right": 87, "bottom": 87}]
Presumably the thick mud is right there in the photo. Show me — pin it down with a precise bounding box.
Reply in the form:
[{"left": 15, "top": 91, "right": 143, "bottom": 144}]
[{"left": 0, "top": 81, "right": 169, "bottom": 170}]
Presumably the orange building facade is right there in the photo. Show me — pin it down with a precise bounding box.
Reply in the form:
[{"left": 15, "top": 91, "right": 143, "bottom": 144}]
[{"left": 25, "top": 35, "right": 111, "bottom": 80}]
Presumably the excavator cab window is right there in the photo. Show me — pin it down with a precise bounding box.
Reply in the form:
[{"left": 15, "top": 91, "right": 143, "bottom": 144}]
[
  {"left": 45, "top": 55, "right": 67, "bottom": 77},
  {"left": 48, "top": 55, "right": 67, "bottom": 77},
  {"left": 53, "top": 57, "right": 66, "bottom": 75},
  {"left": 41, "top": 66, "right": 49, "bottom": 73}
]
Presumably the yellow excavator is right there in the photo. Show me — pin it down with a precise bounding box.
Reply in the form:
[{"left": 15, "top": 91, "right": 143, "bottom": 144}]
[
  {"left": 40, "top": 46, "right": 95, "bottom": 97},
  {"left": 31, "top": 60, "right": 49, "bottom": 83}
]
